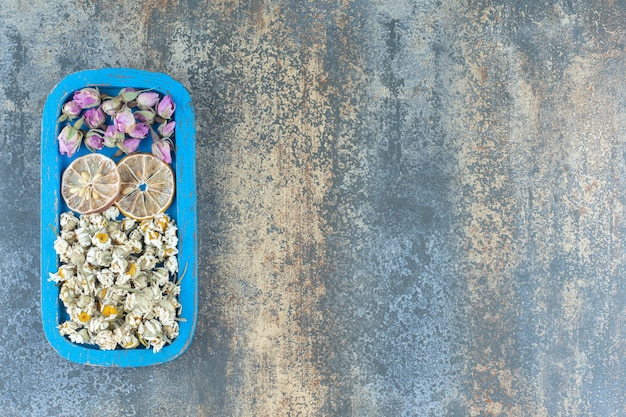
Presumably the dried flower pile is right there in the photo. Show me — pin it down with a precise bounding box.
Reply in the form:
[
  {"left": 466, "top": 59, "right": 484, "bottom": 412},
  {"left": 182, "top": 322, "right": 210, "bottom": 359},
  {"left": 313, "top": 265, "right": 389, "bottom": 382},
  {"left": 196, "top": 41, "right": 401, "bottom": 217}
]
[
  {"left": 57, "top": 87, "right": 175, "bottom": 164},
  {"left": 52, "top": 86, "right": 183, "bottom": 353},
  {"left": 49, "top": 207, "right": 181, "bottom": 352}
]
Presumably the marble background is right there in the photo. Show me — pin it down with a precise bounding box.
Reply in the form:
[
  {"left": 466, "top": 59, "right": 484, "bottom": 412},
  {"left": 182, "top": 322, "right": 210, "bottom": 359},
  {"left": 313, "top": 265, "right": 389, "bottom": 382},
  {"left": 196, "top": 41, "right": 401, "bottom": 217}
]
[{"left": 0, "top": 0, "right": 624, "bottom": 416}]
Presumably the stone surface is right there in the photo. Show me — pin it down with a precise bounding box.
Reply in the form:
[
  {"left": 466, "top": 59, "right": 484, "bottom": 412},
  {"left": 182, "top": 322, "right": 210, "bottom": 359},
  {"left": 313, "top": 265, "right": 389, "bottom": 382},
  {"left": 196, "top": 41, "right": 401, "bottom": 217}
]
[{"left": 1, "top": 0, "right": 625, "bottom": 416}]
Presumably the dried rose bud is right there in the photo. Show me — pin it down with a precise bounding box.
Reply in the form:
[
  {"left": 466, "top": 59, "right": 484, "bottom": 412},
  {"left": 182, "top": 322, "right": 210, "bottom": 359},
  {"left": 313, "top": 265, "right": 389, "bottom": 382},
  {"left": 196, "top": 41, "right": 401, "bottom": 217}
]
[
  {"left": 119, "top": 137, "right": 141, "bottom": 154},
  {"left": 60, "top": 100, "right": 82, "bottom": 121},
  {"left": 136, "top": 92, "right": 160, "bottom": 110},
  {"left": 157, "top": 121, "right": 176, "bottom": 138},
  {"left": 101, "top": 98, "right": 122, "bottom": 116},
  {"left": 128, "top": 122, "right": 149, "bottom": 139},
  {"left": 103, "top": 125, "right": 124, "bottom": 148},
  {"left": 114, "top": 108, "right": 136, "bottom": 134},
  {"left": 156, "top": 95, "right": 175, "bottom": 119},
  {"left": 73, "top": 87, "right": 101, "bottom": 109},
  {"left": 134, "top": 108, "right": 156, "bottom": 124},
  {"left": 83, "top": 107, "right": 106, "bottom": 129},
  {"left": 151, "top": 137, "right": 173, "bottom": 164},
  {"left": 84, "top": 129, "right": 104, "bottom": 152},
  {"left": 58, "top": 125, "right": 83, "bottom": 157},
  {"left": 118, "top": 88, "right": 140, "bottom": 103}
]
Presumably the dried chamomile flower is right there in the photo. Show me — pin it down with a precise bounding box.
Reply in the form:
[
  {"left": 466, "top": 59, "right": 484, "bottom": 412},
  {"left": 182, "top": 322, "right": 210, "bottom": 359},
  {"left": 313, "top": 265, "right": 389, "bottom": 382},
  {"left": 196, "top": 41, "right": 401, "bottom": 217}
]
[
  {"left": 60, "top": 284, "right": 78, "bottom": 306},
  {"left": 152, "top": 267, "right": 169, "bottom": 287},
  {"left": 121, "top": 217, "right": 137, "bottom": 232},
  {"left": 94, "top": 330, "right": 118, "bottom": 350},
  {"left": 60, "top": 211, "right": 80, "bottom": 231},
  {"left": 75, "top": 226, "right": 92, "bottom": 247},
  {"left": 70, "top": 309, "right": 92, "bottom": 325},
  {"left": 142, "top": 284, "right": 162, "bottom": 303},
  {"left": 60, "top": 230, "right": 77, "bottom": 245},
  {"left": 86, "top": 246, "right": 113, "bottom": 267},
  {"left": 100, "top": 303, "right": 119, "bottom": 319},
  {"left": 125, "top": 310, "right": 143, "bottom": 328},
  {"left": 155, "top": 245, "right": 172, "bottom": 261},
  {"left": 59, "top": 320, "right": 79, "bottom": 336},
  {"left": 150, "top": 338, "right": 167, "bottom": 354},
  {"left": 163, "top": 321, "right": 179, "bottom": 340},
  {"left": 96, "top": 268, "right": 115, "bottom": 288},
  {"left": 77, "top": 268, "right": 96, "bottom": 292},
  {"left": 143, "top": 245, "right": 157, "bottom": 257},
  {"left": 87, "top": 315, "right": 108, "bottom": 334},
  {"left": 109, "top": 229, "right": 127, "bottom": 245},
  {"left": 127, "top": 238, "right": 143, "bottom": 254},
  {"left": 102, "top": 285, "right": 127, "bottom": 305},
  {"left": 137, "top": 253, "right": 157, "bottom": 271},
  {"left": 164, "top": 223, "right": 178, "bottom": 238},
  {"left": 76, "top": 294, "right": 93, "bottom": 309},
  {"left": 60, "top": 323, "right": 90, "bottom": 345},
  {"left": 103, "top": 205, "right": 120, "bottom": 221},
  {"left": 154, "top": 298, "right": 177, "bottom": 326},
  {"left": 85, "top": 213, "right": 108, "bottom": 230},
  {"left": 109, "top": 255, "right": 128, "bottom": 275},
  {"left": 125, "top": 292, "right": 153, "bottom": 317},
  {"left": 112, "top": 243, "right": 133, "bottom": 259},
  {"left": 92, "top": 230, "right": 112, "bottom": 250},
  {"left": 66, "top": 245, "right": 86, "bottom": 266},
  {"left": 113, "top": 325, "right": 140, "bottom": 349},
  {"left": 48, "top": 264, "right": 73, "bottom": 283},
  {"left": 164, "top": 256, "right": 178, "bottom": 274},
  {"left": 131, "top": 272, "right": 149, "bottom": 289},
  {"left": 53, "top": 236, "right": 70, "bottom": 260},
  {"left": 69, "top": 328, "right": 92, "bottom": 345},
  {"left": 164, "top": 233, "right": 179, "bottom": 250},
  {"left": 152, "top": 213, "right": 170, "bottom": 233},
  {"left": 162, "top": 280, "right": 181, "bottom": 297},
  {"left": 115, "top": 272, "right": 131, "bottom": 287},
  {"left": 106, "top": 220, "right": 121, "bottom": 234},
  {"left": 129, "top": 228, "right": 144, "bottom": 242},
  {"left": 139, "top": 219, "right": 152, "bottom": 232},
  {"left": 138, "top": 319, "right": 166, "bottom": 352},
  {"left": 144, "top": 230, "right": 163, "bottom": 248}
]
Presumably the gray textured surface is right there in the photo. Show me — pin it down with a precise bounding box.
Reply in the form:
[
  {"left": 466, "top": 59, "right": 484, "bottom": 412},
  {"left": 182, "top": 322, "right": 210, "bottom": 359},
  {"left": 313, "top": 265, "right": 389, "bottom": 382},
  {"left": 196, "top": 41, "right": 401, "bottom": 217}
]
[{"left": 1, "top": 0, "right": 625, "bottom": 416}]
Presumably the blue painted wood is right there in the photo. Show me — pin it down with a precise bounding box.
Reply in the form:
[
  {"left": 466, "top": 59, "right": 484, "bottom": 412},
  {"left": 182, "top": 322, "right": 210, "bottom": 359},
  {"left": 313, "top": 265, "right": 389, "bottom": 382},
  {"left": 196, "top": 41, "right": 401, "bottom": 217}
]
[{"left": 41, "top": 68, "right": 197, "bottom": 367}]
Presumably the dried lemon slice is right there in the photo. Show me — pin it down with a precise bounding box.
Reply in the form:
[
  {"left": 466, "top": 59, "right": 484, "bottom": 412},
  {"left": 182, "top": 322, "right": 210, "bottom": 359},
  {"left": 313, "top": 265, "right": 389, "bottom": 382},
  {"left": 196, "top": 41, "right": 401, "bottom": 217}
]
[
  {"left": 115, "top": 153, "right": 175, "bottom": 220},
  {"left": 61, "top": 154, "right": 121, "bottom": 214}
]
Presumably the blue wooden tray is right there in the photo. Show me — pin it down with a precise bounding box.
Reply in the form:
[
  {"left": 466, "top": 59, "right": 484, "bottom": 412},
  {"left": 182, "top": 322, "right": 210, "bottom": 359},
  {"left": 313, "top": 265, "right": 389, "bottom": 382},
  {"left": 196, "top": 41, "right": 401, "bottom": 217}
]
[{"left": 41, "top": 69, "right": 197, "bottom": 367}]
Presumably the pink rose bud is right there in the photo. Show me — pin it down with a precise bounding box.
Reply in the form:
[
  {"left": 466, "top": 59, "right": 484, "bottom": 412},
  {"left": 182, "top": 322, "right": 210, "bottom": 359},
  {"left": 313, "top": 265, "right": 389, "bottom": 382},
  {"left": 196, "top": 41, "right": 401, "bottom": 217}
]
[
  {"left": 101, "top": 98, "right": 122, "bottom": 116},
  {"left": 134, "top": 108, "right": 156, "bottom": 123},
  {"left": 73, "top": 87, "right": 101, "bottom": 109},
  {"left": 136, "top": 92, "right": 160, "bottom": 110},
  {"left": 58, "top": 125, "right": 83, "bottom": 157},
  {"left": 118, "top": 88, "right": 140, "bottom": 103},
  {"left": 103, "top": 125, "right": 124, "bottom": 148},
  {"left": 157, "top": 121, "right": 176, "bottom": 138},
  {"left": 83, "top": 107, "right": 106, "bottom": 129},
  {"left": 128, "top": 122, "right": 149, "bottom": 139},
  {"left": 61, "top": 100, "right": 82, "bottom": 120},
  {"left": 151, "top": 138, "right": 173, "bottom": 164},
  {"left": 114, "top": 108, "right": 136, "bottom": 133},
  {"left": 119, "top": 138, "right": 141, "bottom": 154},
  {"left": 84, "top": 129, "right": 104, "bottom": 152},
  {"left": 157, "top": 95, "right": 175, "bottom": 119}
]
